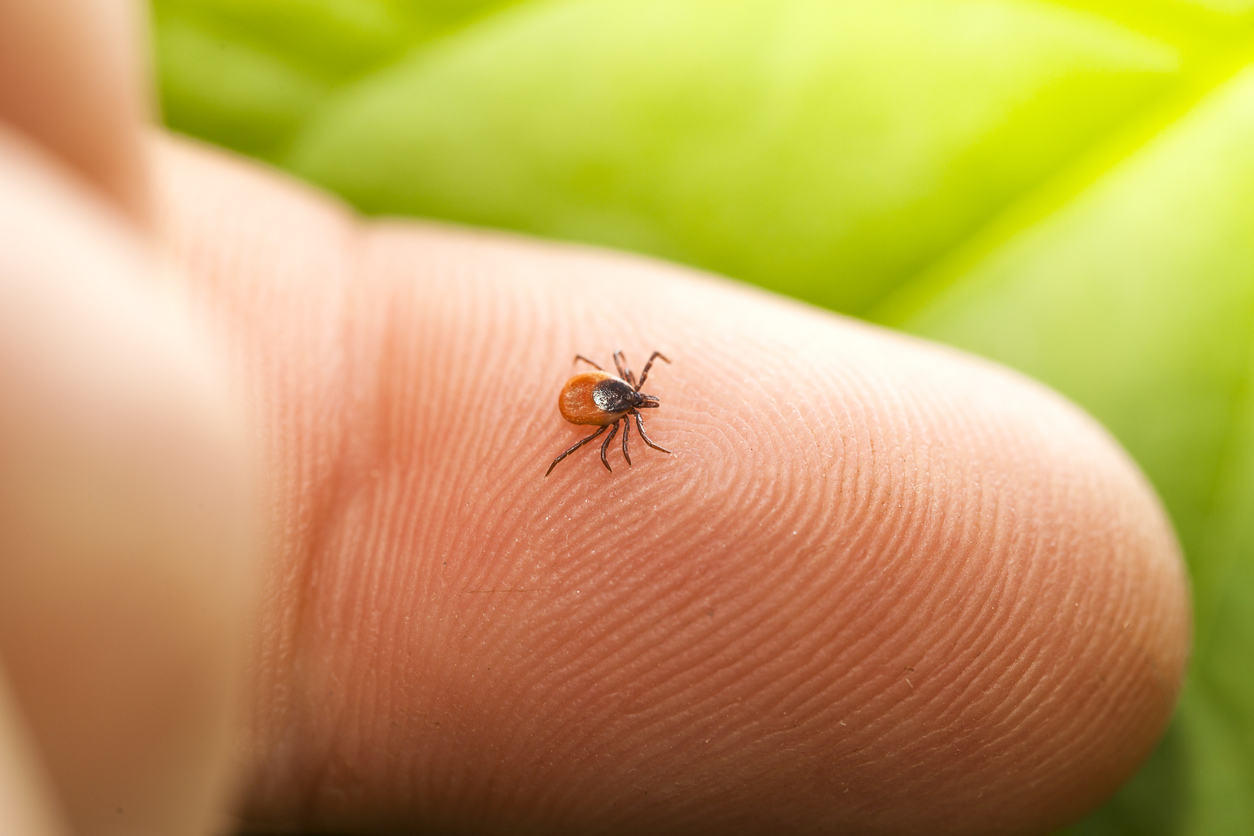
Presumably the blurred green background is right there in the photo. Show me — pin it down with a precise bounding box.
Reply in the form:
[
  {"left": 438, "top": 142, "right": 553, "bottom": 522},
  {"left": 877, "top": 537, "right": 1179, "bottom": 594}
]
[{"left": 150, "top": 0, "right": 1254, "bottom": 832}]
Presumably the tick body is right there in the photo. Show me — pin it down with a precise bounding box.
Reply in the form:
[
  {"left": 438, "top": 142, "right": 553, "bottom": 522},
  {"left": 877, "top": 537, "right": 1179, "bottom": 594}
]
[{"left": 546, "top": 350, "right": 671, "bottom": 476}]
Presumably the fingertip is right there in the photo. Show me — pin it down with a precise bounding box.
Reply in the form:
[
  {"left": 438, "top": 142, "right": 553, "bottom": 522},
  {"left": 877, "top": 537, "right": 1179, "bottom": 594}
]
[
  {"left": 380, "top": 229, "right": 1188, "bottom": 834},
  {"left": 154, "top": 141, "right": 1188, "bottom": 834}
]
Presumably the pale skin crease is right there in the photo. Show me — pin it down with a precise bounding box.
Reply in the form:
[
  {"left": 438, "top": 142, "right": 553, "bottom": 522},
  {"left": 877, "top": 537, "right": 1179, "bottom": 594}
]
[{"left": 0, "top": 2, "right": 1190, "bottom": 835}]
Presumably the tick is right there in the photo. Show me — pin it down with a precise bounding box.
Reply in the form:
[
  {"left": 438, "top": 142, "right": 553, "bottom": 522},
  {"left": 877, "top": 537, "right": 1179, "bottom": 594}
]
[{"left": 545, "top": 350, "right": 672, "bottom": 476}]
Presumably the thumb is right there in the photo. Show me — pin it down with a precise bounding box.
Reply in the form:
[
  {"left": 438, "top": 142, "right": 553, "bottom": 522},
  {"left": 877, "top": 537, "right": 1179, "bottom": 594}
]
[{"left": 0, "top": 126, "right": 257, "bottom": 836}]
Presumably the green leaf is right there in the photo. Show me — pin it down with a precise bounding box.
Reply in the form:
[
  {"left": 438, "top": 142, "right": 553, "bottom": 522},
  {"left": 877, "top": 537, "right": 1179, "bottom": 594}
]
[
  {"left": 153, "top": 0, "right": 523, "bottom": 158},
  {"left": 284, "top": 0, "right": 1179, "bottom": 315},
  {"left": 151, "top": 0, "right": 1254, "bottom": 832}
]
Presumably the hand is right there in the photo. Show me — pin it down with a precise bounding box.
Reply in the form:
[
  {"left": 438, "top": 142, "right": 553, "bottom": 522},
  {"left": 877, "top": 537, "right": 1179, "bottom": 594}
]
[{"left": 0, "top": 2, "right": 1189, "bottom": 835}]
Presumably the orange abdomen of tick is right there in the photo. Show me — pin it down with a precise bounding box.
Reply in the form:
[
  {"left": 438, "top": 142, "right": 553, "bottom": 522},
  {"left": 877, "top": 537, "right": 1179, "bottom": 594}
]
[{"left": 559, "top": 371, "right": 619, "bottom": 425}]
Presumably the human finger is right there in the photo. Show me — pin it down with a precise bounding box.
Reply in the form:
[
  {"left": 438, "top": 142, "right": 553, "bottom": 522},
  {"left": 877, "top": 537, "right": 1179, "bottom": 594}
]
[
  {"left": 0, "top": 125, "right": 257, "bottom": 836},
  {"left": 0, "top": 666, "right": 64, "bottom": 836},
  {"left": 157, "top": 135, "right": 1189, "bottom": 835},
  {"left": 0, "top": 0, "right": 151, "bottom": 225}
]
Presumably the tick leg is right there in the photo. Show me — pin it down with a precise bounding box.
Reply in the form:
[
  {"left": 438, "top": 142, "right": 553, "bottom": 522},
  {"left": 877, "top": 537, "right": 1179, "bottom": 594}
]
[
  {"left": 637, "top": 351, "right": 670, "bottom": 389},
  {"left": 635, "top": 411, "right": 672, "bottom": 454},
  {"left": 545, "top": 424, "right": 609, "bottom": 477},
  {"left": 613, "top": 350, "right": 636, "bottom": 388},
  {"left": 621, "top": 414, "right": 632, "bottom": 466},
  {"left": 574, "top": 355, "right": 603, "bottom": 370},
  {"left": 600, "top": 421, "right": 619, "bottom": 472}
]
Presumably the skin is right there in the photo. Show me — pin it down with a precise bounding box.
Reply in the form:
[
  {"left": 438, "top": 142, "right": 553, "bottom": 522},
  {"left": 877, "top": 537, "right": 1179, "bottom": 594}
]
[{"left": 0, "top": 1, "right": 1190, "bottom": 835}]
